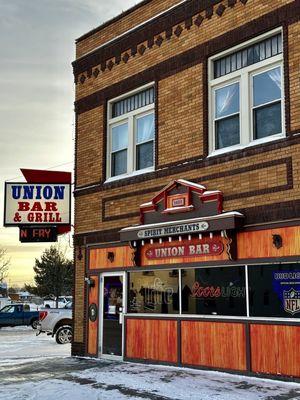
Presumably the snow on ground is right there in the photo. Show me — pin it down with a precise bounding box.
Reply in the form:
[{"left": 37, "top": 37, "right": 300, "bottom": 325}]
[
  {"left": 1, "top": 327, "right": 300, "bottom": 400},
  {"left": 0, "top": 326, "right": 70, "bottom": 364}
]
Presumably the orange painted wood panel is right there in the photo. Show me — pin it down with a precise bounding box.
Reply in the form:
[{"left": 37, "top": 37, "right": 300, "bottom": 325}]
[
  {"left": 89, "top": 246, "right": 135, "bottom": 269},
  {"left": 141, "top": 237, "right": 230, "bottom": 266},
  {"left": 88, "top": 275, "right": 99, "bottom": 355},
  {"left": 237, "top": 226, "right": 300, "bottom": 259},
  {"left": 250, "top": 324, "right": 300, "bottom": 377},
  {"left": 181, "top": 321, "right": 247, "bottom": 371},
  {"left": 126, "top": 318, "right": 178, "bottom": 363}
]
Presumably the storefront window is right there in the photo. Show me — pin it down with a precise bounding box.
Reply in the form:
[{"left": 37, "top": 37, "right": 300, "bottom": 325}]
[
  {"left": 181, "top": 266, "right": 246, "bottom": 316},
  {"left": 248, "top": 263, "right": 300, "bottom": 318},
  {"left": 127, "top": 270, "right": 179, "bottom": 314}
]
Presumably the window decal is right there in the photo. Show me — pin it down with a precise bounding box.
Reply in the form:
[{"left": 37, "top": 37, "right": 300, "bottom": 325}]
[{"left": 273, "top": 271, "right": 300, "bottom": 316}]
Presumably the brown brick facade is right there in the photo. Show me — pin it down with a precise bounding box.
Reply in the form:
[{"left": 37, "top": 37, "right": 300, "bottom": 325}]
[
  {"left": 73, "top": 247, "right": 86, "bottom": 344},
  {"left": 289, "top": 21, "right": 300, "bottom": 133},
  {"left": 158, "top": 64, "right": 203, "bottom": 166},
  {"left": 72, "top": 0, "right": 300, "bottom": 350},
  {"left": 76, "top": 106, "right": 103, "bottom": 187},
  {"left": 76, "top": 0, "right": 184, "bottom": 58}
]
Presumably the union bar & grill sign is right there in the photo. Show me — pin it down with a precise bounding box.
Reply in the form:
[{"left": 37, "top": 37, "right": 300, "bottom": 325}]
[
  {"left": 145, "top": 240, "right": 224, "bottom": 259},
  {"left": 4, "top": 183, "right": 71, "bottom": 226}
]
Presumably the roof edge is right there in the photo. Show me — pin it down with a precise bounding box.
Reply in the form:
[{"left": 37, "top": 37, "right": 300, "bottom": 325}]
[{"left": 76, "top": 0, "right": 153, "bottom": 43}]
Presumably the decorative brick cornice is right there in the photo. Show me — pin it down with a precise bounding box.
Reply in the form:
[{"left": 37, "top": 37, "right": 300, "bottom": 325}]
[
  {"left": 73, "top": 0, "right": 300, "bottom": 85},
  {"left": 74, "top": 1, "right": 300, "bottom": 114},
  {"left": 73, "top": 0, "right": 251, "bottom": 83},
  {"left": 76, "top": 0, "right": 153, "bottom": 43}
]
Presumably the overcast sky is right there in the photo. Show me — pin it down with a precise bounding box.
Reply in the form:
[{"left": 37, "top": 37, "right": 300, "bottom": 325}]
[{"left": 0, "top": 0, "right": 137, "bottom": 287}]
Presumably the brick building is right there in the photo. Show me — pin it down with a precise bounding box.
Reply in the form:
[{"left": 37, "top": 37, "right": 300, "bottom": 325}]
[{"left": 72, "top": 0, "right": 300, "bottom": 379}]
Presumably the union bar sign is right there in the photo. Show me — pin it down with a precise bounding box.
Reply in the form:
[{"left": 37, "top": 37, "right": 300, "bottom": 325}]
[
  {"left": 4, "top": 183, "right": 71, "bottom": 226},
  {"left": 145, "top": 240, "right": 224, "bottom": 259}
]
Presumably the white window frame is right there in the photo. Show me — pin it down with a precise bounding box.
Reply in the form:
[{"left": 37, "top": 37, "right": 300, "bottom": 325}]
[
  {"left": 208, "top": 28, "right": 285, "bottom": 157},
  {"left": 212, "top": 78, "right": 242, "bottom": 152},
  {"left": 124, "top": 263, "right": 300, "bottom": 323},
  {"left": 106, "top": 83, "right": 155, "bottom": 182}
]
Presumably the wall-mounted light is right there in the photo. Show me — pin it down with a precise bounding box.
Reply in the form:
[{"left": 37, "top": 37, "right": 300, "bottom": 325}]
[
  {"left": 85, "top": 277, "right": 95, "bottom": 288},
  {"left": 107, "top": 251, "right": 115, "bottom": 263},
  {"left": 272, "top": 234, "right": 283, "bottom": 249}
]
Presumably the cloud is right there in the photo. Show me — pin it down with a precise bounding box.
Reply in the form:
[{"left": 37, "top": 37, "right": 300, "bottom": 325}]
[{"left": 0, "top": 0, "right": 138, "bottom": 284}]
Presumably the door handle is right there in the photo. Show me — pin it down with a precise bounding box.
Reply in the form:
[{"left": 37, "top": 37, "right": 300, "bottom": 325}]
[{"left": 119, "top": 307, "right": 123, "bottom": 324}]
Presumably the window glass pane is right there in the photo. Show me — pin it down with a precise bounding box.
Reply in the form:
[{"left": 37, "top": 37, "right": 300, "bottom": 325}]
[
  {"left": 253, "top": 44, "right": 260, "bottom": 63},
  {"left": 249, "top": 264, "right": 300, "bottom": 318},
  {"left": 111, "top": 149, "right": 127, "bottom": 176},
  {"left": 214, "top": 61, "right": 221, "bottom": 79},
  {"left": 236, "top": 52, "right": 242, "bottom": 70},
  {"left": 213, "top": 33, "right": 282, "bottom": 78},
  {"left": 271, "top": 36, "right": 278, "bottom": 56},
  {"left": 0, "top": 305, "right": 13, "bottom": 313},
  {"left": 247, "top": 47, "right": 254, "bottom": 65},
  {"left": 216, "top": 115, "right": 240, "bottom": 149},
  {"left": 112, "top": 87, "right": 155, "bottom": 117},
  {"left": 136, "top": 113, "right": 154, "bottom": 144},
  {"left": 253, "top": 67, "right": 281, "bottom": 106},
  {"left": 220, "top": 59, "right": 226, "bottom": 77},
  {"left": 215, "top": 83, "right": 239, "bottom": 119},
  {"left": 242, "top": 49, "right": 248, "bottom": 67},
  {"left": 265, "top": 38, "right": 272, "bottom": 58},
  {"left": 231, "top": 53, "right": 236, "bottom": 71},
  {"left": 278, "top": 35, "right": 282, "bottom": 53},
  {"left": 111, "top": 123, "right": 128, "bottom": 152},
  {"left": 181, "top": 267, "right": 246, "bottom": 316},
  {"left": 136, "top": 142, "right": 153, "bottom": 170},
  {"left": 128, "top": 270, "right": 179, "bottom": 314},
  {"left": 225, "top": 56, "right": 231, "bottom": 74},
  {"left": 254, "top": 101, "right": 282, "bottom": 139},
  {"left": 259, "top": 41, "right": 266, "bottom": 60}
]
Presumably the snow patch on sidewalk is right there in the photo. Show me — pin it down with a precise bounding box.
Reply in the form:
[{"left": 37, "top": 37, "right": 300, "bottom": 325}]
[
  {"left": 0, "top": 326, "right": 70, "bottom": 361},
  {"left": 69, "top": 361, "right": 300, "bottom": 400},
  {"left": 1, "top": 327, "right": 300, "bottom": 400}
]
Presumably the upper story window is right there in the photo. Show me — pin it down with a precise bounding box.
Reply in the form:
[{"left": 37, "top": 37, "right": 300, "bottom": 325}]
[
  {"left": 209, "top": 29, "right": 284, "bottom": 155},
  {"left": 107, "top": 85, "right": 155, "bottom": 180}
]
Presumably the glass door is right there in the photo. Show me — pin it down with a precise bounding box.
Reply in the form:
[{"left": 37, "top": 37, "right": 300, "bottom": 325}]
[{"left": 99, "top": 273, "right": 125, "bottom": 358}]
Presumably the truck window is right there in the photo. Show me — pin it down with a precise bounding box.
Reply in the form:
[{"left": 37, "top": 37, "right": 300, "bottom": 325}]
[{"left": 0, "top": 305, "right": 14, "bottom": 313}]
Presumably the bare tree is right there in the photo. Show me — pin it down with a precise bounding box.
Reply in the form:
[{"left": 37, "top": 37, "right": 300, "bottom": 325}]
[{"left": 0, "top": 248, "right": 10, "bottom": 283}]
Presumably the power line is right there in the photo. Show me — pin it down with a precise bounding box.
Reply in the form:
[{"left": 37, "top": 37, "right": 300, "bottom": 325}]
[{"left": 5, "top": 161, "right": 74, "bottom": 182}]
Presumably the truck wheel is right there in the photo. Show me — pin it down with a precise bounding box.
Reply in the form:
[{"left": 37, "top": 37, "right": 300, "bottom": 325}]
[
  {"left": 55, "top": 325, "right": 72, "bottom": 344},
  {"left": 31, "top": 319, "right": 39, "bottom": 330}
]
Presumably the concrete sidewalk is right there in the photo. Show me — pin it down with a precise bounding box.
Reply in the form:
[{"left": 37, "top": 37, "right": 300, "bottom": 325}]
[{"left": 1, "top": 327, "right": 300, "bottom": 400}]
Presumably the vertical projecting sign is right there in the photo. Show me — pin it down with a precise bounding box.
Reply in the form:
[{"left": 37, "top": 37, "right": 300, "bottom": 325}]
[
  {"left": 4, "top": 169, "right": 72, "bottom": 243},
  {"left": 4, "top": 183, "right": 71, "bottom": 226}
]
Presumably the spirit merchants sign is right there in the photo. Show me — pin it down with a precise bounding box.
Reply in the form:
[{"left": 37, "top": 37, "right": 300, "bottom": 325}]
[{"left": 4, "top": 183, "right": 71, "bottom": 226}]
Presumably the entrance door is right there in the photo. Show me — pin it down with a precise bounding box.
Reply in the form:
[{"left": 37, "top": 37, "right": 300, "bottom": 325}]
[{"left": 99, "top": 273, "right": 125, "bottom": 359}]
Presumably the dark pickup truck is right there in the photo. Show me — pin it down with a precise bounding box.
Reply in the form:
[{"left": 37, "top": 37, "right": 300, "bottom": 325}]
[{"left": 0, "top": 304, "right": 39, "bottom": 329}]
